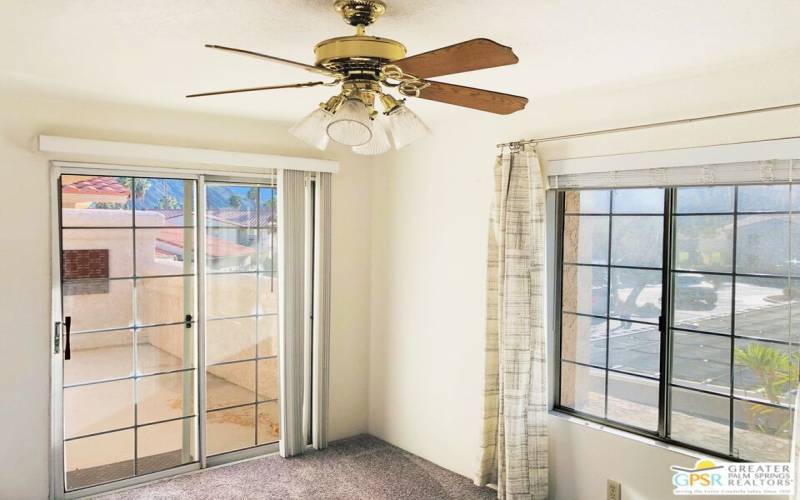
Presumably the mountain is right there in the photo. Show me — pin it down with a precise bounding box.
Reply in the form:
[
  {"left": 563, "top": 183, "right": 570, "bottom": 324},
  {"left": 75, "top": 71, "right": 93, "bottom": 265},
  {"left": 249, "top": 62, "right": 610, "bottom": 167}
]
[{"left": 135, "top": 178, "right": 275, "bottom": 210}]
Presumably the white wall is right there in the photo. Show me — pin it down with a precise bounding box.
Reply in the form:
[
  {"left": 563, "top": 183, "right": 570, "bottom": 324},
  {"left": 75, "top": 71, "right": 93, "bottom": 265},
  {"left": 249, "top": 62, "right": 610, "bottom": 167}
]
[
  {"left": 3, "top": 45, "right": 800, "bottom": 500},
  {"left": 549, "top": 416, "right": 786, "bottom": 500},
  {"left": 0, "top": 84, "right": 371, "bottom": 499},
  {"left": 368, "top": 53, "right": 800, "bottom": 499}
]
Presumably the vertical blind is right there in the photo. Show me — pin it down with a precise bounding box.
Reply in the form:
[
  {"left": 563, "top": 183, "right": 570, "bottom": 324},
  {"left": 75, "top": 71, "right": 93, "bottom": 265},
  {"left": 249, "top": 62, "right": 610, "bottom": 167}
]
[
  {"left": 276, "top": 169, "right": 334, "bottom": 456},
  {"left": 312, "top": 172, "right": 332, "bottom": 450},
  {"left": 277, "top": 169, "right": 307, "bottom": 457}
]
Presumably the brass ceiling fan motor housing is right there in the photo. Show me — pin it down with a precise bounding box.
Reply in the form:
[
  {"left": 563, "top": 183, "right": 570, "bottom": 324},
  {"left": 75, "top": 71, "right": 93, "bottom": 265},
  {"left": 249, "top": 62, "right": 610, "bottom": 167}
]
[
  {"left": 314, "top": 35, "right": 406, "bottom": 74},
  {"left": 318, "top": 0, "right": 405, "bottom": 75}
]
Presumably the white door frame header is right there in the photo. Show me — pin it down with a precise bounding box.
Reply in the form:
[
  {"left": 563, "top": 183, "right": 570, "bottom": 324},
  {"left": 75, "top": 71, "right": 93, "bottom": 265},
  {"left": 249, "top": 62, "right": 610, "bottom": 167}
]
[{"left": 39, "top": 135, "right": 339, "bottom": 174}]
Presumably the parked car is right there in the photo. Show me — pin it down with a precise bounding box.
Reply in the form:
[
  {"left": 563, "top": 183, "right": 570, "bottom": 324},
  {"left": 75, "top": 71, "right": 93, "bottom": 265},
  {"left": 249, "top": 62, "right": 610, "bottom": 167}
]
[{"left": 675, "top": 275, "right": 718, "bottom": 310}]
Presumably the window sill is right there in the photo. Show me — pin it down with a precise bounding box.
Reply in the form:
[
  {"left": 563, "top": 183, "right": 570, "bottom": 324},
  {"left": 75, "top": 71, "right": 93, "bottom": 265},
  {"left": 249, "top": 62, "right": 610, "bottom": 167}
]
[{"left": 547, "top": 409, "right": 724, "bottom": 462}]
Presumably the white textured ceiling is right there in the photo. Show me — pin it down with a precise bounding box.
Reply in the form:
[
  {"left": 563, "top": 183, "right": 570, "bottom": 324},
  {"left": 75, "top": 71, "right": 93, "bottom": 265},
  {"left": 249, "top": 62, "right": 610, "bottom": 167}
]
[{"left": 2, "top": 0, "right": 800, "bottom": 123}]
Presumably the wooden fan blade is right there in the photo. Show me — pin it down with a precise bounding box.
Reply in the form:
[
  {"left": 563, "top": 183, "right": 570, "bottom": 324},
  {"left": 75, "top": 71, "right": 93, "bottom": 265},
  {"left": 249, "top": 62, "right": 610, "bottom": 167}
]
[
  {"left": 414, "top": 80, "right": 528, "bottom": 115},
  {"left": 205, "top": 44, "right": 338, "bottom": 77},
  {"left": 391, "top": 38, "right": 519, "bottom": 79},
  {"left": 186, "top": 81, "right": 327, "bottom": 98}
]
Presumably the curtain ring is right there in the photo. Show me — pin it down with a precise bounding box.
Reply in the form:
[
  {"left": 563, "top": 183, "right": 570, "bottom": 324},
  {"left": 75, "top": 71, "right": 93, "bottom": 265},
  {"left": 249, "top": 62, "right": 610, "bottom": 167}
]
[
  {"left": 759, "top": 160, "right": 775, "bottom": 183},
  {"left": 701, "top": 165, "right": 715, "bottom": 185}
]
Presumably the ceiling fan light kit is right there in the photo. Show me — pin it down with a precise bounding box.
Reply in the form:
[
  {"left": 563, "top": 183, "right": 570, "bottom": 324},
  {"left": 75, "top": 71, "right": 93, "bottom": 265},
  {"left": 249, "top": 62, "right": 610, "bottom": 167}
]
[
  {"left": 386, "top": 104, "right": 431, "bottom": 150},
  {"left": 326, "top": 97, "right": 373, "bottom": 146},
  {"left": 288, "top": 108, "right": 334, "bottom": 151},
  {"left": 188, "top": 0, "right": 528, "bottom": 156},
  {"left": 353, "top": 119, "right": 391, "bottom": 155}
]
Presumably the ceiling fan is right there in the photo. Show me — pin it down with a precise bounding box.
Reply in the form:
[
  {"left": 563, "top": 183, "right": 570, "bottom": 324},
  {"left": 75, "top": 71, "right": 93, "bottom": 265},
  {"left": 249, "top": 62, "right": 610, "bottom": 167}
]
[{"left": 187, "top": 0, "right": 527, "bottom": 155}]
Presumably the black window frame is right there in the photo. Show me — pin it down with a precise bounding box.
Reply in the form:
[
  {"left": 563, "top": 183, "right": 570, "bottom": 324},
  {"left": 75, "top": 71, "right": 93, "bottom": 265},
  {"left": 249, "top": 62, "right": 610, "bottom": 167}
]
[{"left": 553, "top": 186, "right": 798, "bottom": 463}]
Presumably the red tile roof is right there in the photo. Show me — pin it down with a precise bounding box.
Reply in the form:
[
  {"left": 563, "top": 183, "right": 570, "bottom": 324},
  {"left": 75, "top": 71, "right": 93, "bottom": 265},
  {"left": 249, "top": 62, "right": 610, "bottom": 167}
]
[
  {"left": 204, "top": 209, "right": 276, "bottom": 228},
  {"left": 156, "top": 227, "right": 255, "bottom": 258},
  {"left": 62, "top": 176, "right": 130, "bottom": 196},
  {"left": 154, "top": 247, "right": 176, "bottom": 258}
]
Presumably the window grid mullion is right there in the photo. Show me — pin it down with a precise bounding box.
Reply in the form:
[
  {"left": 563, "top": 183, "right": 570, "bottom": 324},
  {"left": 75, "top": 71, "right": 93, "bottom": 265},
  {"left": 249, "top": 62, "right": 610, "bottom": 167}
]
[
  {"left": 131, "top": 179, "right": 139, "bottom": 477},
  {"left": 659, "top": 188, "right": 674, "bottom": 438},
  {"left": 728, "top": 186, "right": 739, "bottom": 457},
  {"left": 603, "top": 192, "right": 613, "bottom": 420}
]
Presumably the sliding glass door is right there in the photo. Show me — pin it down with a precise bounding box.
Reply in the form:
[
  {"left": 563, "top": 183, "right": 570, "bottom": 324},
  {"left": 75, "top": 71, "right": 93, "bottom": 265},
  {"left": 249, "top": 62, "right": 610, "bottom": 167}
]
[
  {"left": 54, "top": 172, "right": 283, "bottom": 497},
  {"left": 59, "top": 175, "right": 198, "bottom": 490},
  {"left": 204, "top": 183, "right": 280, "bottom": 455}
]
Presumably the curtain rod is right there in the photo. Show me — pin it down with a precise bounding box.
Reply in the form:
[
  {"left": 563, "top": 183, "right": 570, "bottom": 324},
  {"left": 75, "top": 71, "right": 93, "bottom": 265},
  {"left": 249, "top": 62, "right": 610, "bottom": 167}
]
[{"left": 496, "top": 101, "right": 800, "bottom": 148}]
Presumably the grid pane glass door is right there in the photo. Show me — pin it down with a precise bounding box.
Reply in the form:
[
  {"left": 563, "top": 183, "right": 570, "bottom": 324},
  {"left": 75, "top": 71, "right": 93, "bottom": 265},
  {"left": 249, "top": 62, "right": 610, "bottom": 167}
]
[
  {"left": 205, "top": 183, "right": 279, "bottom": 456},
  {"left": 60, "top": 175, "right": 198, "bottom": 491}
]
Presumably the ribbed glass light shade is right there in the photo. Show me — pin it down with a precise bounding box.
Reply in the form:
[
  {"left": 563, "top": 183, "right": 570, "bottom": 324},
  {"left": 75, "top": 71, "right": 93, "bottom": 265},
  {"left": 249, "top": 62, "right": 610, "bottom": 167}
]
[
  {"left": 387, "top": 104, "right": 430, "bottom": 149},
  {"left": 327, "top": 99, "right": 373, "bottom": 146},
  {"left": 289, "top": 108, "right": 333, "bottom": 150},
  {"left": 353, "top": 119, "right": 391, "bottom": 155}
]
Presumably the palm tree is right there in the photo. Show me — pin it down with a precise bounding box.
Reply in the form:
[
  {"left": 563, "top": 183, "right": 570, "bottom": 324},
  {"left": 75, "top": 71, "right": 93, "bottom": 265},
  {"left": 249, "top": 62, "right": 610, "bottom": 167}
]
[
  {"left": 734, "top": 343, "right": 798, "bottom": 436},
  {"left": 735, "top": 343, "right": 797, "bottom": 403},
  {"left": 116, "top": 177, "right": 151, "bottom": 208},
  {"left": 158, "top": 195, "right": 179, "bottom": 209},
  {"left": 262, "top": 197, "right": 277, "bottom": 229},
  {"left": 228, "top": 194, "right": 243, "bottom": 209},
  {"left": 90, "top": 201, "right": 123, "bottom": 209}
]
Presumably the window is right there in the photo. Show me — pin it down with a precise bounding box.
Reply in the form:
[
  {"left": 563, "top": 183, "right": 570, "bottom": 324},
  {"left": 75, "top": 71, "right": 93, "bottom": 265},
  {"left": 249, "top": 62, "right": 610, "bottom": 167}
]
[{"left": 556, "top": 186, "right": 798, "bottom": 462}]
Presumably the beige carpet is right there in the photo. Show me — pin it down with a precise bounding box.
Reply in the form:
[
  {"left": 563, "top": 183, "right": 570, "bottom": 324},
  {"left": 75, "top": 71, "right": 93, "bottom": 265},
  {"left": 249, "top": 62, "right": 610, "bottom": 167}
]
[{"left": 97, "top": 435, "right": 496, "bottom": 499}]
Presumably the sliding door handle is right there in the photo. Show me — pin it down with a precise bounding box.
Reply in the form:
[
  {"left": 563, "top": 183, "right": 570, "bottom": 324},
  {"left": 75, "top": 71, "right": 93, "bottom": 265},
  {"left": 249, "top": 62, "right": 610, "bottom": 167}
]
[
  {"left": 53, "top": 321, "right": 61, "bottom": 354},
  {"left": 64, "top": 316, "right": 71, "bottom": 360}
]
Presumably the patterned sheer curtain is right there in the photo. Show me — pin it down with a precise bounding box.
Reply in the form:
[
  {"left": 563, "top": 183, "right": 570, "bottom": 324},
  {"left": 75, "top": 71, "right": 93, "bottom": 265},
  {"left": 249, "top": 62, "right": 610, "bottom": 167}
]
[{"left": 476, "top": 145, "right": 548, "bottom": 499}]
